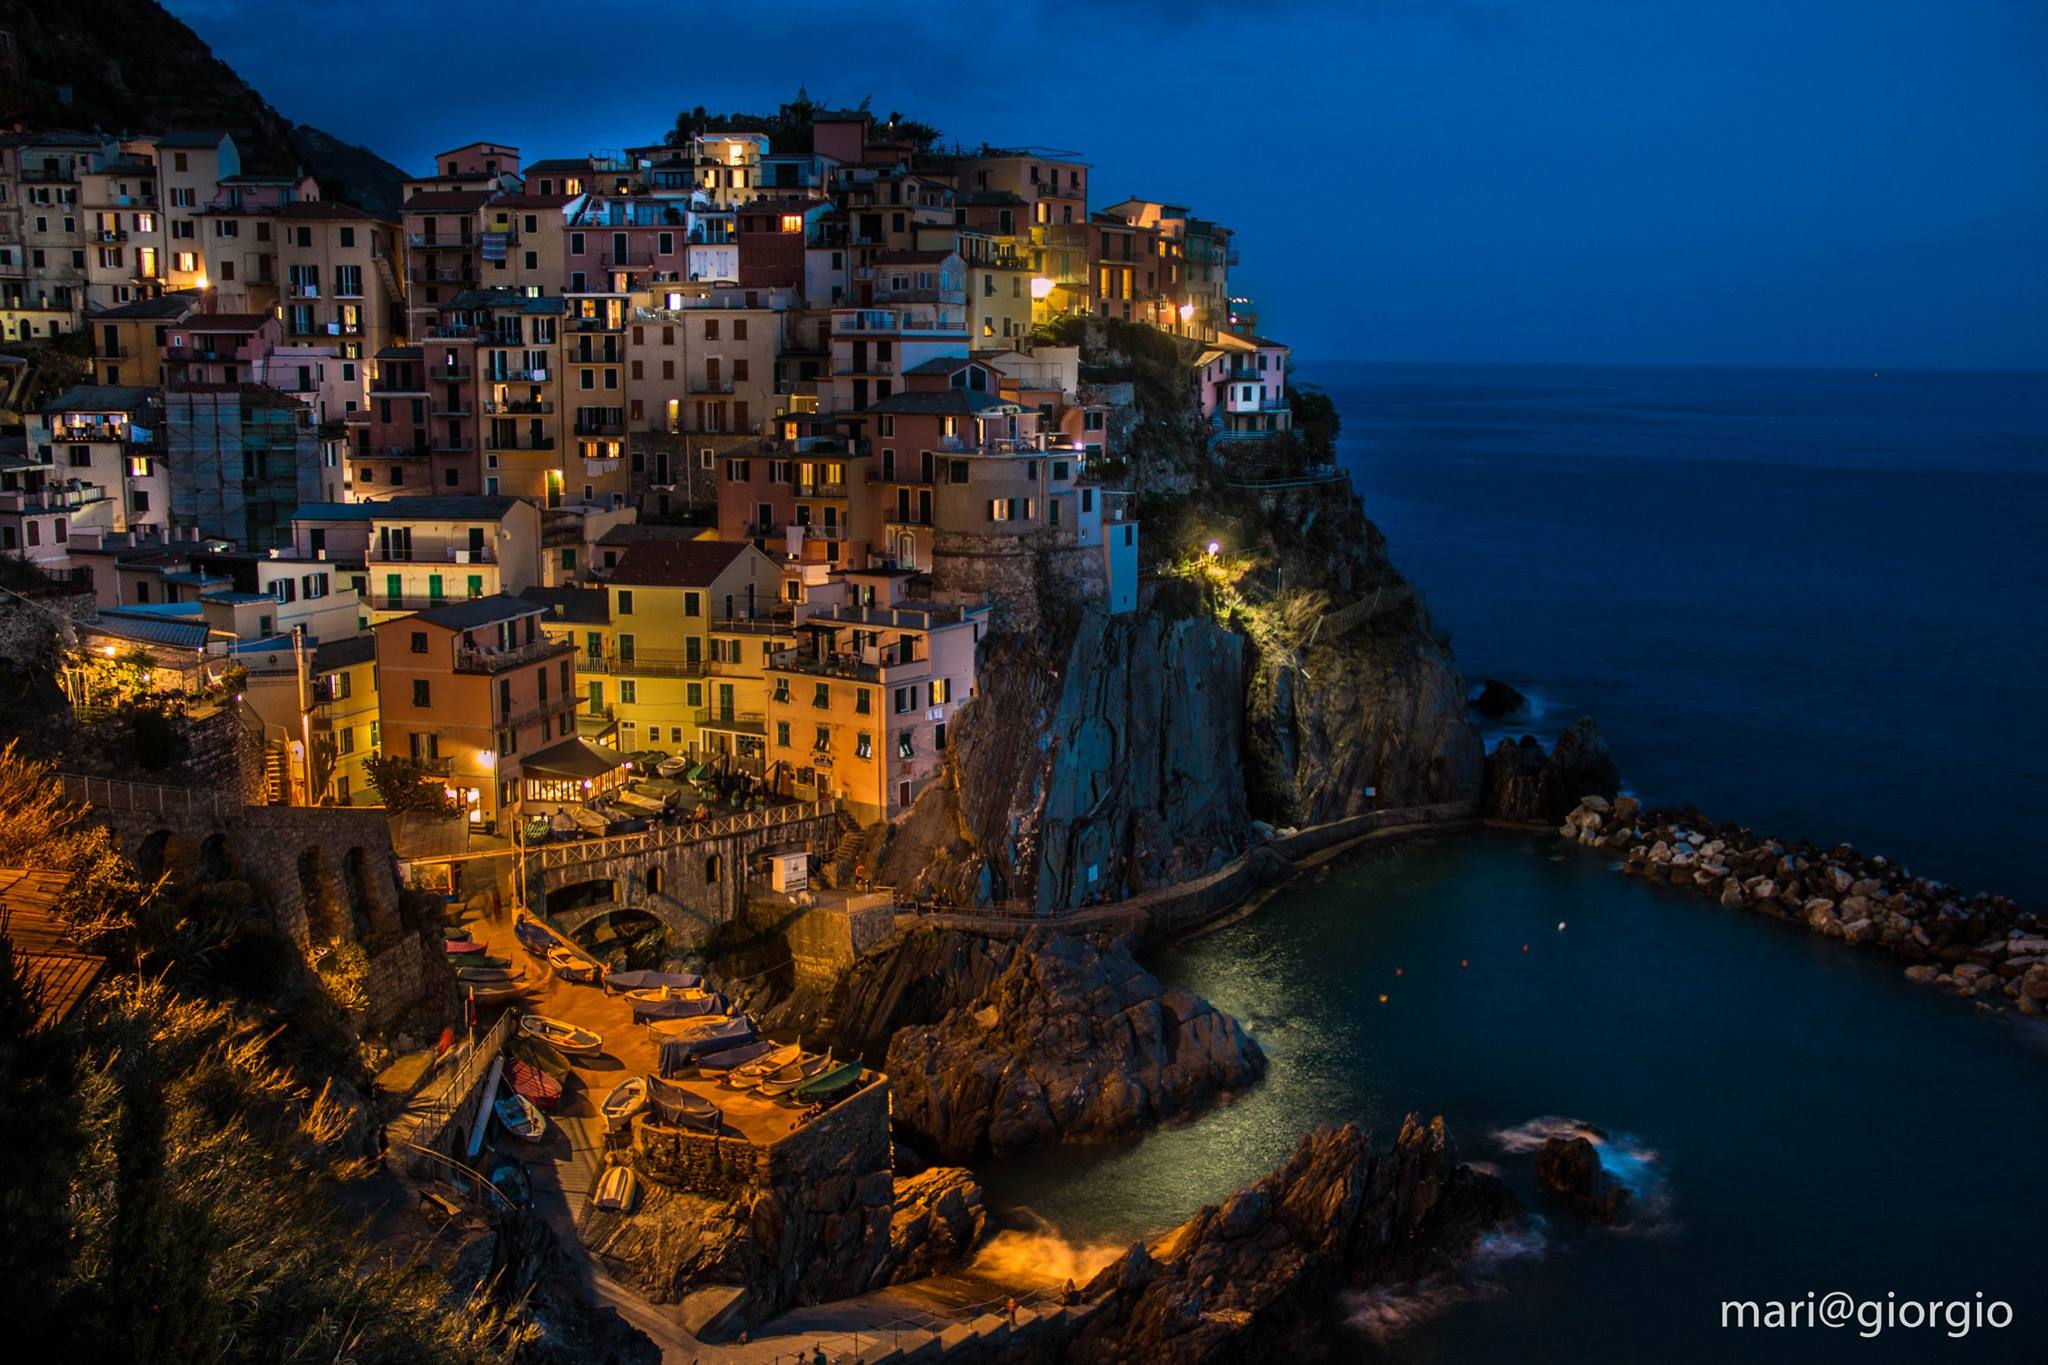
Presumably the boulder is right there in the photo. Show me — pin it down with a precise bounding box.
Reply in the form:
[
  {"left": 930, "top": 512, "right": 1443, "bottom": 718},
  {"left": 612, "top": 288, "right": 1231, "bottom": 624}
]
[
  {"left": 1481, "top": 718, "right": 1622, "bottom": 825},
  {"left": 1532, "top": 1135, "right": 1632, "bottom": 1223},
  {"left": 1070, "top": 1117, "right": 1520, "bottom": 1364},
  {"left": 1472, "top": 678, "right": 1530, "bottom": 720}
]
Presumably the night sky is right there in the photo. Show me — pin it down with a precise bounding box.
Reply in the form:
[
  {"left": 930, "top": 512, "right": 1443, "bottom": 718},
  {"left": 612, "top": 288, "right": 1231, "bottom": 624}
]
[{"left": 167, "top": 0, "right": 2047, "bottom": 370}]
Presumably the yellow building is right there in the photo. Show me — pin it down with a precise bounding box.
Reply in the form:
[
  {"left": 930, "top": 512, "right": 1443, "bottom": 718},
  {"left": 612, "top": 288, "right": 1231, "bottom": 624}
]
[
  {"left": 547, "top": 537, "right": 785, "bottom": 758},
  {"left": 310, "top": 634, "right": 382, "bottom": 804}
]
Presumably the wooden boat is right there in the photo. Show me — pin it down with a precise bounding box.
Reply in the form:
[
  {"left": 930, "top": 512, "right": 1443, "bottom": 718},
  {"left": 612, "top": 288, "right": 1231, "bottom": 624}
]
[
  {"left": 465, "top": 980, "right": 530, "bottom": 1003},
  {"left": 756, "top": 1049, "right": 833, "bottom": 1098},
  {"left": 483, "top": 1154, "right": 532, "bottom": 1211},
  {"left": 632, "top": 992, "right": 725, "bottom": 1023},
  {"left": 547, "top": 945, "right": 600, "bottom": 983},
  {"left": 507, "top": 1031, "right": 571, "bottom": 1078},
  {"left": 453, "top": 953, "right": 512, "bottom": 970},
  {"left": 697, "top": 1037, "right": 776, "bottom": 1078},
  {"left": 494, "top": 1092, "right": 546, "bottom": 1143},
  {"left": 445, "top": 938, "right": 488, "bottom": 956},
  {"left": 442, "top": 926, "right": 473, "bottom": 942},
  {"left": 615, "top": 786, "right": 666, "bottom": 814},
  {"left": 599, "top": 1075, "right": 649, "bottom": 1132},
  {"left": 723, "top": 1041, "right": 802, "bottom": 1090},
  {"left": 624, "top": 984, "right": 709, "bottom": 1004},
  {"left": 654, "top": 1018, "right": 756, "bottom": 1071},
  {"left": 792, "top": 1061, "right": 865, "bottom": 1104},
  {"left": 569, "top": 806, "right": 609, "bottom": 835},
  {"left": 452, "top": 965, "right": 521, "bottom": 983},
  {"left": 645, "top": 1012, "right": 733, "bottom": 1040},
  {"left": 592, "top": 1163, "right": 641, "bottom": 1214},
  {"left": 646, "top": 1075, "right": 722, "bottom": 1130},
  {"left": 506, "top": 1058, "right": 563, "bottom": 1112},
  {"left": 656, "top": 754, "right": 692, "bottom": 779},
  {"left": 519, "top": 1014, "right": 602, "bottom": 1056}
]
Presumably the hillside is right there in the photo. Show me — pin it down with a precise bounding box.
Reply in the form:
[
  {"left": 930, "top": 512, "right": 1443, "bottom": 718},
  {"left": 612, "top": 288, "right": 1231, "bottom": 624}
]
[{"left": 0, "top": 0, "right": 406, "bottom": 212}]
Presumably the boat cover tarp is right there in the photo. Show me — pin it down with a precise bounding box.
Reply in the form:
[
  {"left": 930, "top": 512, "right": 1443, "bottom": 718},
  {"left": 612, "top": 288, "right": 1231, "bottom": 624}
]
[
  {"left": 603, "top": 968, "right": 702, "bottom": 992},
  {"left": 512, "top": 915, "right": 555, "bottom": 954},
  {"left": 631, "top": 992, "right": 726, "bottom": 1023},
  {"left": 656, "top": 1019, "right": 756, "bottom": 1075}
]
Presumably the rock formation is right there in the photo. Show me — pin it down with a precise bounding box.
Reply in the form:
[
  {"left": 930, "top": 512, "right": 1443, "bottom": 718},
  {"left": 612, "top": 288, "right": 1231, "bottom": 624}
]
[
  {"left": 455, "top": 1209, "right": 659, "bottom": 1364},
  {"left": 1533, "top": 1135, "right": 1632, "bottom": 1223},
  {"left": 1482, "top": 717, "right": 1622, "bottom": 824},
  {"left": 879, "top": 929, "right": 1266, "bottom": 1157},
  {"left": 1471, "top": 678, "right": 1530, "bottom": 719},
  {"left": 1556, "top": 797, "right": 2045, "bottom": 1014},
  {"left": 1068, "top": 1116, "right": 1521, "bottom": 1363}
]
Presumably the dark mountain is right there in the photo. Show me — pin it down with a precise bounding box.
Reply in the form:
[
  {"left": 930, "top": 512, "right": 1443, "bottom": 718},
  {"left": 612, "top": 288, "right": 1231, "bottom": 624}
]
[{"left": 0, "top": 0, "right": 406, "bottom": 213}]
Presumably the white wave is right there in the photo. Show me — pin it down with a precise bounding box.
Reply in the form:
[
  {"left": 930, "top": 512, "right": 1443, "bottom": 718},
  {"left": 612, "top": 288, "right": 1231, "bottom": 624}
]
[
  {"left": 1491, "top": 1115, "right": 1677, "bottom": 1235},
  {"left": 1341, "top": 1222, "right": 1546, "bottom": 1342}
]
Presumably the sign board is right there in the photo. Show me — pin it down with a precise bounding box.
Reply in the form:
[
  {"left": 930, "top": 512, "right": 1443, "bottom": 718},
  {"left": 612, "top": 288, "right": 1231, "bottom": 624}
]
[{"left": 769, "top": 851, "right": 809, "bottom": 893}]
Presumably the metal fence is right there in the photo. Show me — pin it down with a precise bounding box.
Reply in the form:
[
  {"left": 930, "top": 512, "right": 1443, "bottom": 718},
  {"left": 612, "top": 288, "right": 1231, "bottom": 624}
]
[
  {"left": 401, "top": 1011, "right": 517, "bottom": 1163},
  {"left": 58, "top": 772, "right": 241, "bottom": 818},
  {"left": 532, "top": 799, "right": 837, "bottom": 872}
]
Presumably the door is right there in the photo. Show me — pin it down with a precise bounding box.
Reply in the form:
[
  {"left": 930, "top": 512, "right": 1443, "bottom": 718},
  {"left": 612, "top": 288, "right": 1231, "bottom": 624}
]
[{"left": 716, "top": 683, "right": 735, "bottom": 721}]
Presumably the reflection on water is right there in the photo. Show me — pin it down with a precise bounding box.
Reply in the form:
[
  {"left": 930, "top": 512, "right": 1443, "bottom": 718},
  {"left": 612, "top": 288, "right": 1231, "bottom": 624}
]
[{"left": 975, "top": 833, "right": 2048, "bottom": 1362}]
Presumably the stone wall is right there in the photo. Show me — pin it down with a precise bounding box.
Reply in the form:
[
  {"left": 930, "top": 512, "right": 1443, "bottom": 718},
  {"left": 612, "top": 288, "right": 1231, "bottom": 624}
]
[
  {"left": 781, "top": 897, "right": 898, "bottom": 988},
  {"left": 629, "top": 1076, "right": 891, "bottom": 1197},
  {"left": 360, "top": 933, "right": 431, "bottom": 1029},
  {"left": 929, "top": 529, "right": 1106, "bottom": 634}
]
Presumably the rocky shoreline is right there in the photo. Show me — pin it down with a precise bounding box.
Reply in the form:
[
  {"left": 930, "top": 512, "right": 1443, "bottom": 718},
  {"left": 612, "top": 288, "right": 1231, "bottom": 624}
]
[{"left": 1557, "top": 794, "right": 2047, "bottom": 1015}]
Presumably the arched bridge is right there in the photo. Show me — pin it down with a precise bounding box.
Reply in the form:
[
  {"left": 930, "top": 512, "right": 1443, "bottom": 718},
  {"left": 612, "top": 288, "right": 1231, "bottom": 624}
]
[{"left": 528, "top": 800, "right": 842, "bottom": 951}]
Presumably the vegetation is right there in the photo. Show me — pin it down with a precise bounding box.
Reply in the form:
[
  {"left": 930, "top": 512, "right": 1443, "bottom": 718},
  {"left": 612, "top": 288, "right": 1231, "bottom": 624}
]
[
  {"left": 666, "top": 89, "right": 942, "bottom": 154},
  {"left": 0, "top": 743, "right": 523, "bottom": 1359},
  {"left": 365, "top": 753, "right": 462, "bottom": 816},
  {"left": 1289, "top": 384, "right": 1342, "bottom": 463}
]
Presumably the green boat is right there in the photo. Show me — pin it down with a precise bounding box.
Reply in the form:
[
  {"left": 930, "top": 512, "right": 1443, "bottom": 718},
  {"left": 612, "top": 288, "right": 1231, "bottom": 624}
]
[
  {"left": 791, "top": 1062, "right": 864, "bottom": 1104},
  {"left": 507, "top": 1031, "right": 572, "bottom": 1079}
]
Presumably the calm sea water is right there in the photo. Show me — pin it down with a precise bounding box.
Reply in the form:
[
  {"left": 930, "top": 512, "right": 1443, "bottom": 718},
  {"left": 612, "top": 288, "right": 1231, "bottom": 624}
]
[
  {"left": 1328, "top": 362, "right": 2048, "bottom": 903},
  {"left": 978, "top": 366, "right": 2048, "bottom": 1360}
]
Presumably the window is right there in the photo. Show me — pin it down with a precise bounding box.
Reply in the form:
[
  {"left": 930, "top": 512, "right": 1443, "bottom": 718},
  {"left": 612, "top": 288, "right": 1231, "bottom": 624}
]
[
  {"left": 412, "top": 680, "right": 431, "bottom": 707},
  {"left": 812, "top": 682, "right": 830, "bottom": 709},
  {"left": 616, "top": 590, "right": 633, "bottom": 615},
  {"left": 683, "top": 591, "right": 700, "bottom": 616},
  {"left": 855, "top": 731, "right": 873, "bottom": 760},
  {"left": 855, "top": 688, "right": 872, "bottom": 715},
  {"left": 893, "top": 685, "right": 919, "bottom": 714},
  {"left": 930, "top": 677, "right": 951, "bottom": 705},
  {"left": 776, "top": 720, "right": 791, "bottom": 747},
  {"left": 409, "top": 631, "right": 427, "bottom": 653},
  {"left": 898, "top": 730, "right": 916, "bottom": 759},
  {"left": 813, "top": 724, "right": 831, "bottom": 751},
  {"left": 620, "top": 680, "right": 637, "bottom": 703}
]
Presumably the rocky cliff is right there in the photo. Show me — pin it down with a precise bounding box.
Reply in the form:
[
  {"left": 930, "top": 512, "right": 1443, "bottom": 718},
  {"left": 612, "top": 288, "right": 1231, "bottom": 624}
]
[
  {"left": 1069, "top": 1116, "right": 1521, "bottom": 1363},
  {"left": 874, "top": 928, "right": 1265, "bottom": 1158},
  {"left": 878, "top": 610, "right": 1248, "bottom": 911},
  {"left": 879, "top": 320, "right": 1483, "bottom": 911}
]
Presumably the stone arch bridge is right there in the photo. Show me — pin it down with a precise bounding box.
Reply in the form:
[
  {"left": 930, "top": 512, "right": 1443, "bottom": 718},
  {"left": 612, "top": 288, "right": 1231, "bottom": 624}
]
[{"left": 526, "top": 800, "right": 843, "bottom": 951}]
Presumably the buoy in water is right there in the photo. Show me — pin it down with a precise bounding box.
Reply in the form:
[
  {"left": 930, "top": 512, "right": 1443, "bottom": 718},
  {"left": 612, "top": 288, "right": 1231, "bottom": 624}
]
[
  {"left": 1522, "top": 943, "right": 1530, "bottom": 953},
  {"left": 1378, "top": 994, "right": 1389, "bottom": 1004},
  {"left": 1557, "top": 921, "right": 1567, "bottom": 932},
  {"left": 1460, "top": 959, "right": 1469, "bottom": 969},
  {"left": 1394, "top": 967, "right": 1404, "bottom": 977}
]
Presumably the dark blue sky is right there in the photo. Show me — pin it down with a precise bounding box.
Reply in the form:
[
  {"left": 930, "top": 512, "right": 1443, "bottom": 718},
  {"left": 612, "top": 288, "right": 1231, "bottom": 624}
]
[{"left": 170, "top": 0, "right": 2047, "bottom": 369}]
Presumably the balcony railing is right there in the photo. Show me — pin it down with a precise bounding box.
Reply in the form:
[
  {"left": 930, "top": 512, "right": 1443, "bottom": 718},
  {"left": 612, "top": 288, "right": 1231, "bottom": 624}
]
[
  {"left": 694, "top": 708, "right": 765, "bottom": 733},
  {"left": 288, "top": 282, "right": 320, "bottom": 298},
  {"left": 456, "top": 636, "right": 571, "bottom": 673},
  {"left": 369, "top": 545, "right": 497, "bottom": 565},
  {"left": 711, "top": 612, "right": 794, "bottom": 635},
  {"left": 485, "top": 398, "right": 554, "bottom": 415},
  {"left": 792, "top": 480, "right": 847, "bottom": 499},
  {"left": 484, "top": 433, "right": 557, "bottom": 452},
  {"left": 500, "top": 693, "right": 582, "bottom": 730}
]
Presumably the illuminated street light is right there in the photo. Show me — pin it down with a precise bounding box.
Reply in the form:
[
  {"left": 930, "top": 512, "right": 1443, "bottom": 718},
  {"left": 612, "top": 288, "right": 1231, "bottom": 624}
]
[{"left": 1030, "top": 276, "right": 1056, "bottom": 300}]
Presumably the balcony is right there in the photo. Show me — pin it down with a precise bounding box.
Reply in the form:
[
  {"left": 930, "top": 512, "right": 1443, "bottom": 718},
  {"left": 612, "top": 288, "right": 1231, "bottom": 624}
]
[
  {"left": 485, "top": 398, "right": 554, "bottom": 415},
  {"left": 485, "top": 366, "right": 550, "bottom": 384},
  {"left": 500, "top": 692, "right": 583, "bottom": 730},
  {"left": 456, "top": 636, "right": 571, "bottom": 673},
  {"left": 94, "top": 228, "right": 128, "bottom": 243},
  {"left": 371, "top": 444, "right": 433, "bottom": 460},
  {"left": 369, "top": 544, "right": 497, "bottom": 565},
  {"left": 694, "top": 708, "right": 765, "bottom": 735},
  {"left": 288, "top": 282, "right": 320, "bottom": 299},
  {"left": 429, "top": 400, "right": 475, "bottom": 418},
  {"left": 412, "top": 267, "right": 478, "bottom": 285},
  {"left": 791, "top": 479, "right": 847, "bottom": 499},
  {"left": 573, "top": 416, "right": 624, "bottom": 438},
  {"left": 712, "top": 611, "right": 794, "bottom": 635},
  {"left": 484, "top": 432, "right": 558, "bottom": 453},
  {"left": 412, "top": 755, "right": 454, "bottom": 776},
  {"left": 407, "top": 234, "right": 474, "bottom": 250}
]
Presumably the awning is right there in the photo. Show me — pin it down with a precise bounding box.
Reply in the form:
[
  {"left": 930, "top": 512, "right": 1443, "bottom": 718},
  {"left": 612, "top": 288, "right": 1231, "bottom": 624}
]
[{"left": 522, "top": 735, "right": 626, "bottom": 780}]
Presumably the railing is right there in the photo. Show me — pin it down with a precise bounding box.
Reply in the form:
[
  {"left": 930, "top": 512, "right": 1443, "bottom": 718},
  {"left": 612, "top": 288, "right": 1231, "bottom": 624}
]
[
  {"left": 455, "top": 636, "right": 571, "bottom": 673},
  {"left": 500, "top": 693, "right": 582, "bottom": 730},
  {"left": 711, "top": 613, "right": 792, "bottom": 635},
  {"left": 58, "top": 773, "right": 242, "bottom": 817},
  {"left": 369, "top": 545, "right": 497, "bottom": 564},
  {"left": 694, "top": 708, "right": 765, "bottom": 731},
  {"left": 485, "top": 398, "right": 553, "bottom": 415},
  {"left": 533, "top": 799, "right": 836, "bottom": 870},
  {"left": 401, "top": 1011, "right": 517, "bottom": 1158}
]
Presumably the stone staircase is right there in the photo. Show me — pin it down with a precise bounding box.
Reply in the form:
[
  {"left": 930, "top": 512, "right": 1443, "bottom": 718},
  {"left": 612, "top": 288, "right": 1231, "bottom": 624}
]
[{"left": 719, "top": 1293, "right": 1088, "bottom": 1363}]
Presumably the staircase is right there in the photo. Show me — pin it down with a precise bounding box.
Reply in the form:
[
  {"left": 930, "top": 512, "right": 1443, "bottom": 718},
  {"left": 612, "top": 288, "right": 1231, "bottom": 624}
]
[{"left": 261, "top": 744, "right": 289, "bottom": 804}]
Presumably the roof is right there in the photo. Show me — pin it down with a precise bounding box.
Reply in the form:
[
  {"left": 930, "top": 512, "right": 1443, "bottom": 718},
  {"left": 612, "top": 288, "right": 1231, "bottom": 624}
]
[
  {"left": 522, "top": 735, "right": 625, "bottom": 780},
  {"left": 0, "top": 867, "right": 106, "bottom": 1030},
  {"left": 182, "top": 312, "right": 271, "bottom": 333},
  {"left": 411, "top": 594, "right": 537, "bottom": 631},
  {"left": 79, "top": 615, "right": 215, "bottom": 649},
  {"left": 863, "top": 388, "right": 1015, "bottom": 416},
  {"left": 520, "top": 158, "right": 596, "bottom": 175},
  {"left": 292, "top": 495, "right": 520, "bottom": 523},
  {"left": 608, "top": 538, "right": 755, "bottom": 588},
  {"left": 875, "top": 250, "right": 956, "bottom": 266},
  {"left": 277, "top": 200, "right": 397, "bottom": 224},
  {"left": 489, "top": 192, "right": 575, "bottom": 209},
  {"left": 403, "top": 189, "right": 495, "bottom": 212},
  {"left": 312, "top": 634, "right": 378, "bottom": 671},
  {"left": 39, "top": 384, "right": 157, "bottom": 415},
  {"left": 520, "top": 586, "right": 610, "bottom": 625},
  {"left": 902, "top": 357, "right": 985, "bottom": 377},
  {"left": 155, "top": 129, "right": 232, "bottom": 149},
  {"left": 87, "top": 295, "right": 199, "bottom": 322}
]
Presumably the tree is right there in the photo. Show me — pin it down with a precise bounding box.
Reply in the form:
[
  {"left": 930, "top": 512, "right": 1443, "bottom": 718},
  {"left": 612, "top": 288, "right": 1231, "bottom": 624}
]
[
  {"left": 363, "top": 754, "right": 460, "bottom": 816},
  {"left": 1289, "top": 384, "right": 1342, "bottom": 464}
]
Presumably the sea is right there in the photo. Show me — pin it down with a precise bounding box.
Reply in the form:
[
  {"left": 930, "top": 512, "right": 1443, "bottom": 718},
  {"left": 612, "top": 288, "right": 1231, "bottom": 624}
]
[{"left": 977, "top": 364, "right": 2048, "bottom": 1362}]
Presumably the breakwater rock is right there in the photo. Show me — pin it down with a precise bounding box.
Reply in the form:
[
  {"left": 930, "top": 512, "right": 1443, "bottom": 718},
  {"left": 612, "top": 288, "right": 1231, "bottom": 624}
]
[
  {"left": 1069, "top": 1116, "right": 1521, "bottom": 1363},
  {"left": 1559, "top": 797, "right": 2045, "bottom": 1012},
  {"left": 1533, "top": 1135, "right": 1632, "bottom": 1224},
  {"left": 840, "top": 926, "right": 1265, "bottom": 1158},
  {"left": 1482, "top": 717, "right": 1621, "bottom": 824}
]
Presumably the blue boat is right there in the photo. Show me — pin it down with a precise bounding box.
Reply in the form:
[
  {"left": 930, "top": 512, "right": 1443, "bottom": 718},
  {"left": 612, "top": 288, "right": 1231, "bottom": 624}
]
[
  {"left": 603, "top": 967, "right": 703, "bottom": 993},
  {"left": 631, "top": 992, "right": 727, "bottom": 1023},
  {"left": 512, "top": 914, "right": 555, "bottom": 955},
  {"left": 656, "top": 1019, "right": 757, "bottom": 1075},
  {"left": 695, "top": 1037, "right": 775, "bottom": 1075}
]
